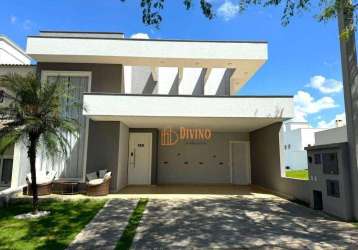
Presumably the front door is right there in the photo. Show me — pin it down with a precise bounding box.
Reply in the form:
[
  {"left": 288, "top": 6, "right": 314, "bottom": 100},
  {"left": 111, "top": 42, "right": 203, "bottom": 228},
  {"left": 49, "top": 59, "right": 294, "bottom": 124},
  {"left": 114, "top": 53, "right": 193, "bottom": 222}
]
[
  {"left": 230, "top": 141, "right": 251, "bottom": 185},
  {"left": 128, "top": 133, "right": 152, "bottom": 185}
]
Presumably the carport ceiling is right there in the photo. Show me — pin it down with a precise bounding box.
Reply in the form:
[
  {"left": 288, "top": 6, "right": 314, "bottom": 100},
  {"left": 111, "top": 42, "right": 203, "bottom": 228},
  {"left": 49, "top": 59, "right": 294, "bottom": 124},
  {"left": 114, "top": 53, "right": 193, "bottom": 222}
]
[{"left": 90, "top": 116, "right": 283, "bottom": 132}]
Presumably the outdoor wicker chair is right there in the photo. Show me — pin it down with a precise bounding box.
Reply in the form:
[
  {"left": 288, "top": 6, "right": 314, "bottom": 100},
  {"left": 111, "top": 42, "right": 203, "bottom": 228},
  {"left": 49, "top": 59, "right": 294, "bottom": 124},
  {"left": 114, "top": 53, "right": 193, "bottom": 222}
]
[
  {"left": 86, "top": 171, "right": 112, "bottom": 196},
  {"left": 26, "top": 170, "right": 56, "bottom": 196}
]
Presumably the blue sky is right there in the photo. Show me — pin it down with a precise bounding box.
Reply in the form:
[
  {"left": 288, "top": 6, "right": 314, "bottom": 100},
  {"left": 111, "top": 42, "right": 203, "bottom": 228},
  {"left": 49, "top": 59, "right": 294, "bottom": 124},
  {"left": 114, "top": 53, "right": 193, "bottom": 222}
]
[{"left": 1, "top": 0, "right": 346, "bottom": 128}]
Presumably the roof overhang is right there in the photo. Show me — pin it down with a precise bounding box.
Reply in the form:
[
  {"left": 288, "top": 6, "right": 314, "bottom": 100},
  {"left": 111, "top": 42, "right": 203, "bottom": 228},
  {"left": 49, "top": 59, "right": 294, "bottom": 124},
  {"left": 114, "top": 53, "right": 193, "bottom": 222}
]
[
  {"left": 83, "top": 94, "right": 293, "bottom": 132},
  {"left": 26, "top": 35, "right": 268, "bottom": 91}
]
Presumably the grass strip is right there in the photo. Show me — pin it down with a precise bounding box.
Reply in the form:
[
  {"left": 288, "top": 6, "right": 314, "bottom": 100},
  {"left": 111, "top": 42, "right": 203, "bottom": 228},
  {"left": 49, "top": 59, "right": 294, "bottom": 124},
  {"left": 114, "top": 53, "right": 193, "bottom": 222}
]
[
  {"left": 0, "top": 198, "right": 106, "bottom": 250},
  {"left": 116, "top": 198, "right": 149, "bottom": 250},
  {"left": 285, "top": 169, "right": 309, "bottom": 180}
]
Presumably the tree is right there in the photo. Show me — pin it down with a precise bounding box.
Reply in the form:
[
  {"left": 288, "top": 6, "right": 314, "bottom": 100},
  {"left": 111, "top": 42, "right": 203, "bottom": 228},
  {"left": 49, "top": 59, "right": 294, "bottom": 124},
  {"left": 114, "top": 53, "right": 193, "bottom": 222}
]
[
  {"left": 0, "top": 73, "right": 79, "bottom": 214},
  {"left": 123, "top": 0, "right": 357, "bottom": 37}
]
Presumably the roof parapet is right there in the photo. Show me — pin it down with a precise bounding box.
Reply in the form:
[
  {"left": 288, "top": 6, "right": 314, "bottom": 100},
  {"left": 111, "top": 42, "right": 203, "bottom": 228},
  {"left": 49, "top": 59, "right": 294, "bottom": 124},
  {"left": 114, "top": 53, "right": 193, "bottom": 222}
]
[{"left": 39, "top": 31, "right": 124, "bottom": 39}]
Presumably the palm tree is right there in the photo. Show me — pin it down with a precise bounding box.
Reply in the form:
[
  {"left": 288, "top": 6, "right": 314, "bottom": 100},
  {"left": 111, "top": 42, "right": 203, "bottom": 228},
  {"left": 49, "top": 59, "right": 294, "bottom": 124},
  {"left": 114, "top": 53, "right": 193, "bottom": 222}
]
[{"left": 0, "top": 73, "right": 79, "bottom": 214}]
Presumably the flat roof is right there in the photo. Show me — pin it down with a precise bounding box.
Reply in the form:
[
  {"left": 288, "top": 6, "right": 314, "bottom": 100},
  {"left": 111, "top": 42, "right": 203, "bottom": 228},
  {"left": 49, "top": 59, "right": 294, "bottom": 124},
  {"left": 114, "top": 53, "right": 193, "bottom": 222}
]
[
  {"left": 40, "top": 30, "right": 124, "bottom": 34},
  {"left": 27, "top": 32, "right": 268, "bottom": 92},
  {"left": 38, "top": 31, "right": 124, "bottom": 39},
  {"left": 29, "top": 34, "right": 267, "bottom": 44},
  {"left": 0, "top": 35, "right": 32, "bottom": 60}
]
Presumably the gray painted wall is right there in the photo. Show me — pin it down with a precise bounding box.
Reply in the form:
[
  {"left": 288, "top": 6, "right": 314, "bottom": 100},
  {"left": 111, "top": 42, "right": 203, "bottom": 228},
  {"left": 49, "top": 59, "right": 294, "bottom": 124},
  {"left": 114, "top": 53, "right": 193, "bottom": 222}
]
[
  {"left": 37, "top": 63, "right": 123, "bottom": 191},
  {"left": 307, "top": 143, "right": 353, "bottom": 220},
  {"left": 37, "top": 63, "right": 123, "bottom": 93},
  {"left": 250, "top": 123, "right": 310, "bottom": 203},
  {"left": 158, "top": 132, "right": 249, "bottom": 184},
  {"left": 86, "top": 121, "right": 120, "bottom": 191},
  {"left": 338, "top": 8, "right": 358, "bottom": 220}
]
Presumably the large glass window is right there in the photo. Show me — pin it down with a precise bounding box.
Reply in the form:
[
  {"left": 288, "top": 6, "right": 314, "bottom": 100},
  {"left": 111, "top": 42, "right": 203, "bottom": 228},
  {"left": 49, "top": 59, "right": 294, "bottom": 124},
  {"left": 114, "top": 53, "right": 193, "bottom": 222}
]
[
  {"left": 38, "top": 73, "right": 90, "bottom": 179},
  {"left": 0, "top": 90, "right": 4, "bottom": 103},
  {"left": 0, "top": 158, "right": 13, "bottom": 186}
]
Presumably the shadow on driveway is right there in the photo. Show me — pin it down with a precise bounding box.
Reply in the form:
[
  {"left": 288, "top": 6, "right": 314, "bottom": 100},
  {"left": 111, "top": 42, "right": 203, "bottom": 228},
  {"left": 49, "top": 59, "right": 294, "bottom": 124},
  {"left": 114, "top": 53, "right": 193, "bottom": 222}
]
[{"left": 133, "top": 196, "right": 358, "bottom": 249}]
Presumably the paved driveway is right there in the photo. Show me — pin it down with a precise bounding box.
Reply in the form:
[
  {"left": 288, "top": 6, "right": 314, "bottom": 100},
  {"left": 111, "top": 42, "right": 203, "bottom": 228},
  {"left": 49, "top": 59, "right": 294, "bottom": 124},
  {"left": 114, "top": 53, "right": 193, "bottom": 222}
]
[{"left": 133, "top": 196, "right": 358, "bottom": 249}]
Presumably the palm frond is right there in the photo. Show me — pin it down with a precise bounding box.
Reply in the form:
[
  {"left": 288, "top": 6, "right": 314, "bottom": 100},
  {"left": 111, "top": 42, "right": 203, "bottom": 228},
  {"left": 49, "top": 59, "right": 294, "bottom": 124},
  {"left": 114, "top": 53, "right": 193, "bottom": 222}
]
[{"left": 0, "top": 72, "right": 81, "bottom": 159}]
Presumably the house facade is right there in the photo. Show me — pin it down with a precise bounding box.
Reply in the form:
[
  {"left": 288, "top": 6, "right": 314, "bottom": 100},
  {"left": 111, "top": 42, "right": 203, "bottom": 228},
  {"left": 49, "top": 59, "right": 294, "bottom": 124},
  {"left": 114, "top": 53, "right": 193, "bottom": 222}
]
[
  {"left": 283, "top": 122, "right": 327, "bottom": 170},
  {"left": 315, "top": 125, "right": 347, "bottom": 145},
  {"left": 6, "top": 31, "right": 302, "bottom": 196}
]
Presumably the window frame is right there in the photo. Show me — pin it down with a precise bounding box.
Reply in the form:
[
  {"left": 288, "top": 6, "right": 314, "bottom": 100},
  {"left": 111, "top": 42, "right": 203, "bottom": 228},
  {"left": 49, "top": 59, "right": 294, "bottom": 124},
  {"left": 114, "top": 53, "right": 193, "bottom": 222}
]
[
  {"left": 0, "top": 155, "right": 14, "bottom": 187},
  {"left": 41, "top": 70, "right": 92, "bottom": 182}
]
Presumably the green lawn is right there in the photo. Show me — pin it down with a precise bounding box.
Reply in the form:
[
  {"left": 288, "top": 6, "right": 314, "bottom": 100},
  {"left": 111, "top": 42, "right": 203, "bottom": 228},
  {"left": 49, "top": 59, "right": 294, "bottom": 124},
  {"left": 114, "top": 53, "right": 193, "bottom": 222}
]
[
  {"left": 285, "top": 169, "right": 309, "bottom": 180},
  {"left": 0, "top": 199, "right": 106, "bottom": 250},
  {"left": 116, "top": 198, "right": 149, "bottom": 250}
]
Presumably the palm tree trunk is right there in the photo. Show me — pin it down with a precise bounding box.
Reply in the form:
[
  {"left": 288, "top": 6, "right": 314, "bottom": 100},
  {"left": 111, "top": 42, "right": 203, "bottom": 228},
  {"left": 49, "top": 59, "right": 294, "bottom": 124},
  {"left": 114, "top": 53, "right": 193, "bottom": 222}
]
[{"left": 27, "top": 133, "right": 40, "bottom": 214}]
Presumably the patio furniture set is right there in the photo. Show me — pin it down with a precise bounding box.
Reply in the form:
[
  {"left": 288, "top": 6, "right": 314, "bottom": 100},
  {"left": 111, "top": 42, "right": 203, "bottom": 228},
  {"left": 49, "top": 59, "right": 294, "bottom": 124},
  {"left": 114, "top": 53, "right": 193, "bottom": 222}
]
[{"left": 24, "top": 169, "right": 112, "bottom": 196}]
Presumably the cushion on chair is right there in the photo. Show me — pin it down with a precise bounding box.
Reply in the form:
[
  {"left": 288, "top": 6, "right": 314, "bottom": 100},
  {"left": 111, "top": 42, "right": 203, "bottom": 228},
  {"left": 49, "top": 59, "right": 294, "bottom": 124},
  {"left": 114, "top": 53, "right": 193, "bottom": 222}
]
[
  {"left": 86, "top": 172, "right": 98, "bottom": 181},
  {"left": 104, "top": 172, "right": 112, "bottom": 180},
  {"left": 26, "top": 170, "right": 55, "bottom": 185},
  {"left": 98, "top": 169, "right": 108, "bottom": 178},
  {"left": 88, "top": 178, "right": 104, "bottom": 186}
]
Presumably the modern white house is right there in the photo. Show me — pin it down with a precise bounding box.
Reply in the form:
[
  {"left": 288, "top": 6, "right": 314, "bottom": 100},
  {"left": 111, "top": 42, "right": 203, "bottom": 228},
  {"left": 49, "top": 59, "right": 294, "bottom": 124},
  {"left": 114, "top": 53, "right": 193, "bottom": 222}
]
[
  {"left": 283, "top": 122, "right": 327, "bottom": 170},
  {"left": 315, "top": 125, "right": 347, "bottom": 145},
  {"left": 0, "top": 35, "right": 33, "bottom": 191},
  {"left": 0, "top": 31, "right": 314, "bottom": 201}
]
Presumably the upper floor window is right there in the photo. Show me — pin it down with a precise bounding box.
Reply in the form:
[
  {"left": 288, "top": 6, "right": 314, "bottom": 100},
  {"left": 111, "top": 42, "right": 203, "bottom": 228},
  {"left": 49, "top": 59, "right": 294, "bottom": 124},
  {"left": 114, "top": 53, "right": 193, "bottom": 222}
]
[
  {"left": 314, "top": 153, "right": 321, "bottom": 164},
  {"left": 323, "top": 152, "right": 339, "bottom": 175}
]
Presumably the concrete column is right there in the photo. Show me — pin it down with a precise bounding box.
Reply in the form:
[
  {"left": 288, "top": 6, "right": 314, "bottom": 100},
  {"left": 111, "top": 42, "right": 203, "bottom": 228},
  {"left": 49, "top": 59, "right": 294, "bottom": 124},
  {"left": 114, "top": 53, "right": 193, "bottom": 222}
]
[{"left": 338, "top": 5, "right": 358, "bottom": 220}]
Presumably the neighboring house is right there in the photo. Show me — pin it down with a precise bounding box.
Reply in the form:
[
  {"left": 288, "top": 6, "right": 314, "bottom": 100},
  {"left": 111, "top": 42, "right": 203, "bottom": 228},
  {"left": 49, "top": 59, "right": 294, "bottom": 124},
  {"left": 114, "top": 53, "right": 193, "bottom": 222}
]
[
  {"left": 283, "top": 122, "right": 327, "bottom": 170},
  {"left": 15, "top": 31, "right": 301, "bottom": 198},
  {"left": 315, "top": 124, "right": 347, "bottom": 146},
  {"left": 0, "top": 35, "right": 31, "bottom": 65},
  {"left": 0, "top": 35, "right": 34, "bottom": 191}
]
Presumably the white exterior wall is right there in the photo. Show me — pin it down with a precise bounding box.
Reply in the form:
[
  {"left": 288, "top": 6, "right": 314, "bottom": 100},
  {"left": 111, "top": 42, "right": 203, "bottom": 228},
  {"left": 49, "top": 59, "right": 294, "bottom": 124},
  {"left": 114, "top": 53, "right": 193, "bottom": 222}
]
[
  {"left": 315, "top": 126, "right": 348, "bottom": 145},
  {"left": 157, "top": 67, "right": 178, "bottom": 94},
  {"left": 84, "top": 95, "right": 294, "bottom": 119},
  {"left": 283, "top": 122, "right": 327, "bottom": 170},
  {"left": 204, "top": 68, "right": 227, "bottom": 95},
  {"left": 11, "top": 141, "right": 30, "bottom": 188},
  {"left": 123, "top": 65, "right": 231, "bottom": 96},
  {"left": 178, "top": 68, "right": 203, "bottom": 95},
  {"left": 0, "top": 37, "right": 31, "bottom": 65}
]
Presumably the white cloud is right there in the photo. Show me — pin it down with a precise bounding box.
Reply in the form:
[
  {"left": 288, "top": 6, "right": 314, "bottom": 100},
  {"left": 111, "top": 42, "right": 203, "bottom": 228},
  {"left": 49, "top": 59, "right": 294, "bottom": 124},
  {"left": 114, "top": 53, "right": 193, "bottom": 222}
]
[
  {"left": 306, "top": 75, "right": 343, "bottom": 94},
  {"left": 217, "top": 0, "right": 240, "bottom": 21},
  {"left": 23, "top": 19, "right": 33, "bottom": 30},
  {"left": 292, "top": 90, "right": 338, "bottom": 122},
  {"left": 130, "top": 33, "right": 150, "bottom": 39},
  {"left": 10, "top": 15, "right": 17, "bottom": 24},
  {"left": 317, "top": 112, "right": 346, "bottom": 128}
]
